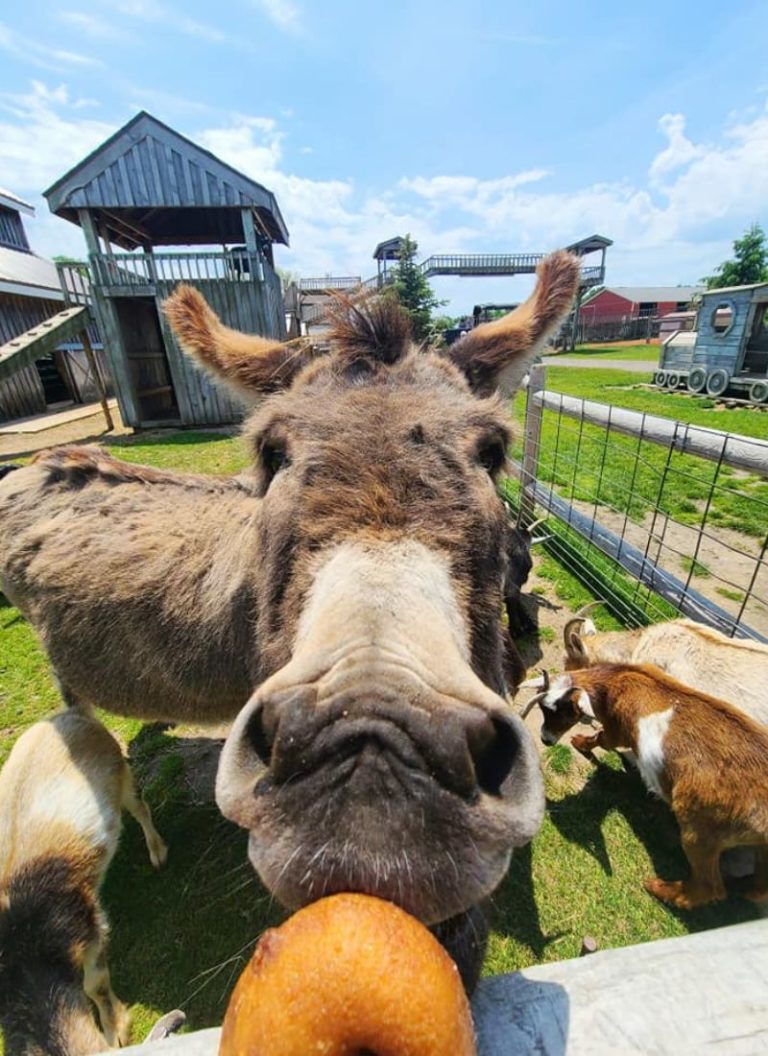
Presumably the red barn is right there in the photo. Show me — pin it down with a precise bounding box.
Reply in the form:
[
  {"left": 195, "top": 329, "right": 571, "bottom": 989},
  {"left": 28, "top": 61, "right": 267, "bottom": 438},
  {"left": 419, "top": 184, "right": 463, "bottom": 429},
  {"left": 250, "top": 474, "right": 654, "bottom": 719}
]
[{"left": 580, "top": 285, "right": 704, "bottom": 323}]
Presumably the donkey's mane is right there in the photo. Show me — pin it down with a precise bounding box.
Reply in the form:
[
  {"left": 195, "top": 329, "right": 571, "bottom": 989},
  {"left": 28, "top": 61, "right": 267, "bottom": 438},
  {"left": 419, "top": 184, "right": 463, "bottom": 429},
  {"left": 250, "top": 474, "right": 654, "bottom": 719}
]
[{"left": 325, "top": 290, "right": 414, "bottom": 365}]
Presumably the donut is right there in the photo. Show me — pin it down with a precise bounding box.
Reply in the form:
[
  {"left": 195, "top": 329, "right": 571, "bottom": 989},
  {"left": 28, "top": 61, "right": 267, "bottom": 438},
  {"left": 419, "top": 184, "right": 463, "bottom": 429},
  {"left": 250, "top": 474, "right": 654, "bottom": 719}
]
[{"left": 219, "top": 893, "right": 476, "bottom": 1056}]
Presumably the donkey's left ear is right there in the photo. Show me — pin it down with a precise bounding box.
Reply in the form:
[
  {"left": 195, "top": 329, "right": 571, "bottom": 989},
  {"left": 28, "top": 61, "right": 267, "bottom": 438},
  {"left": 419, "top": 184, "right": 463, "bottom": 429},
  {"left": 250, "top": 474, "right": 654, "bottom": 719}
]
[
  {"left": 447, "top": 251, "right": 581, "bottom": 397},
  {"left": 163, "top": 285, "right": 311, "bottom": 402}
]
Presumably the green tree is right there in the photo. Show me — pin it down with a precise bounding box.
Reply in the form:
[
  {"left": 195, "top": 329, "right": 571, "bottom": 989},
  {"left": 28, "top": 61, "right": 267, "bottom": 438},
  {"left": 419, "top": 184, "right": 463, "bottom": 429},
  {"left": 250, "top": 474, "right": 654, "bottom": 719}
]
[
  {"left": 704, "top": 223, "right": 768, "bottom": 289},
  {"left": 389, "top": 234, "right": 445, "bottom": 342}
]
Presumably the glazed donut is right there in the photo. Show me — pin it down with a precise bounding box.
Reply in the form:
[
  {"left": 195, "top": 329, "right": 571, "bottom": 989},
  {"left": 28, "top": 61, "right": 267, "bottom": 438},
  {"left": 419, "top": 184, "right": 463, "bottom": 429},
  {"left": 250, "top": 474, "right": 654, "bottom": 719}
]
[{"left": 219, "top": 893, "right": 476, "bottom": 1056}]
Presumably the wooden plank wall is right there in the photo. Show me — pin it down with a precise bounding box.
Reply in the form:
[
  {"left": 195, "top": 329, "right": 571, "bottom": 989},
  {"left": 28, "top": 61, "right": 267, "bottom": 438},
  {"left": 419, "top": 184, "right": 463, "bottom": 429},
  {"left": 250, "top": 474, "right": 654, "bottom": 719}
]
[
  {"left": 691, "top": 289, "right": 752, "bottom": 371},
  {"left": 152, "top": 269, "right": 285, "bottom": 427}
]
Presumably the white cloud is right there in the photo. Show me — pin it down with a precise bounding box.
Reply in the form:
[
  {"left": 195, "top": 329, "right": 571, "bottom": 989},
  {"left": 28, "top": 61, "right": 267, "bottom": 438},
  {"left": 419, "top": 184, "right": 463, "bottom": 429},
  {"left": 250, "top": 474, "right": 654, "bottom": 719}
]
[
  {"left": 58, "top": 11, "right": 128, "bottom": 40},
  {"left": 5, "top": 82, "right": 768, "bottom": 306},
  {"left": 0, "top": 21, "right": 102, "bottom": 72},
  {"left": 0, "top": 82, "right": 114, "bottom": 192},
  {"left": 105, "top": 0, "right": 240, "bottom": 47},
  {"left": 649, "top": 113, "right": 704, "bottom": 185},
  {"left": 253, "top": 0, "right": 301, "bottom": 32}
]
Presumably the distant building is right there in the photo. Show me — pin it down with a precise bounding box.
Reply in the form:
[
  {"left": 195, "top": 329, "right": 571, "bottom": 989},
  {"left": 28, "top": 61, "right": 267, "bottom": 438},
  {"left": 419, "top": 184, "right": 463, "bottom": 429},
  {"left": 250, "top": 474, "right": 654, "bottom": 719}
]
[
  {"left": 0, "top": 188, "right": 108, "bottom": 423},
  {"left": 45, "top": 111, "right": 287, "bottom": 429},
  {"left": 580, "top": 285, "right": 705, "bottom": 324}
]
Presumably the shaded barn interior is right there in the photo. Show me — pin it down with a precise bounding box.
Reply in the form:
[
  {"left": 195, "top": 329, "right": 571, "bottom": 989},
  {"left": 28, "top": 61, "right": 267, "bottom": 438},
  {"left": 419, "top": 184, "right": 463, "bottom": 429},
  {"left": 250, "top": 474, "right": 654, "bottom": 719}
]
[{"left": 45, "top": 111, "right": 289, "bottom": 429}]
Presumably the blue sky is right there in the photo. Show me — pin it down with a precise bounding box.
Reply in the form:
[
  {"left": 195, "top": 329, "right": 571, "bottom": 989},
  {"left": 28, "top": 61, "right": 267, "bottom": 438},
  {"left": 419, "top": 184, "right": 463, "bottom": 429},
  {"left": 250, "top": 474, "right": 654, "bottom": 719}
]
[{"left": 2, "top": 0, "right": 768, "bottom": 310}]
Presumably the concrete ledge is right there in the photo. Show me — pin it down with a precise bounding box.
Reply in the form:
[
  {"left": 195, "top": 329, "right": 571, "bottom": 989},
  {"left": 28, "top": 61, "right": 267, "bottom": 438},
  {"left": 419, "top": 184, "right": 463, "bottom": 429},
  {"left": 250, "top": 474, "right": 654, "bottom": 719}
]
[{"left": 122, "top": 920, "right": 768, "bottom": 1055}]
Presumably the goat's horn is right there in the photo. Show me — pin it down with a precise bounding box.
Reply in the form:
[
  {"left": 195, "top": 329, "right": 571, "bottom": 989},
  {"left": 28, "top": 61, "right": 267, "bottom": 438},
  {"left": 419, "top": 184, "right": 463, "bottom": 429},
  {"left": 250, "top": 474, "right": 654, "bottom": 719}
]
[
  {"left": 530, "top": 534, "right": 553, "bottom": 546},
  {"left": 575, "top": 600, "right": 605, "bottom": 618},
  {"left": 520, "top": 669, "right": 550, "bottom": 717},
  {"left": 526, "top": 516, "right": 548, "bottom": 534},
  {"left": 564, "top": 617, "right": 587, "bottom": 645}
]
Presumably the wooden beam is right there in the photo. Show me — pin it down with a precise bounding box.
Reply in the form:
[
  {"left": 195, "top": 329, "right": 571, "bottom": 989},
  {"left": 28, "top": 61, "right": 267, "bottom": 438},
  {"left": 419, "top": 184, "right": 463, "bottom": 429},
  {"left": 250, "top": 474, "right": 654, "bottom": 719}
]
[
  {"left": 80, "top": 327, "right": 114, "bottom": 430},
  {"left": 534, "top": 391, "right": 768, "bottom": 475},
  {"left": 0, "top": 306, "right": 91, "bottom": 383}
]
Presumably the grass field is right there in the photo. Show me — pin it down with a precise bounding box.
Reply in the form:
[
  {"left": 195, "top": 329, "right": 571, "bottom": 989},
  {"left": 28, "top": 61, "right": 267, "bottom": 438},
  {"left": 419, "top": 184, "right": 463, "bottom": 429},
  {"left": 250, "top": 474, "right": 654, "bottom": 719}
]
[
  {"left": 509, "top": 368, "right": 768, "bottom": 539},
  {"left": 0, "top": 430, "right": 759, "bottom": 1044}
]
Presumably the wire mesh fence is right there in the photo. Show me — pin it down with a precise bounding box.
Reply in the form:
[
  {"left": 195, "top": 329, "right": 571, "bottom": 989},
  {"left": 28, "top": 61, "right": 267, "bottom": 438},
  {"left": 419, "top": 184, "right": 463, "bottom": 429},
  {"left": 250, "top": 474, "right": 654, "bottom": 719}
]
[{"left": 504, "top": 365, "right": 768, "bottom": 642}]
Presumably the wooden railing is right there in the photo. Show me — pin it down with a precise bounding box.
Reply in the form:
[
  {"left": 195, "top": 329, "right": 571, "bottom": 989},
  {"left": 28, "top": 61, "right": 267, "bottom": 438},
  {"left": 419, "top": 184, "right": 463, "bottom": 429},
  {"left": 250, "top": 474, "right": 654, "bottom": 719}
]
[
  {"left": 88, "top": 250, "right": 266, "bottom": 289},
  {"left": 420, "top": 253, "right": 545, "bottom": 276},
  {"left": 299, "top": 276, "right": 362, "bottom": 291}
]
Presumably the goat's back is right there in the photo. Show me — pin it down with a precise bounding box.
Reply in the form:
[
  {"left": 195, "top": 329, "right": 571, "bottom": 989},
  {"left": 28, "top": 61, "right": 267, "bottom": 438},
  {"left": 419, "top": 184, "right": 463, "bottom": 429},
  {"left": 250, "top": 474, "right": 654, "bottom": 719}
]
[
  {"left": 0, "top": 712, "right": 126, "bottom": 885},
  {"left": 626, "top": 621, "right": 768, "bottom": 726}
]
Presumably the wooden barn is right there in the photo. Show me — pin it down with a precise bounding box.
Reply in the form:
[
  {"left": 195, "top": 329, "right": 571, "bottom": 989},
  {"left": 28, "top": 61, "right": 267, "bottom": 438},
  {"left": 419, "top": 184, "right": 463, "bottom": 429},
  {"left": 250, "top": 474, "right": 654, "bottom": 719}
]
[
  {"left": 44, "top": 111, "right": 289, "bottom": 429},
  {"left": 0, "top": 188, "right": 110, "bottom": 423}
]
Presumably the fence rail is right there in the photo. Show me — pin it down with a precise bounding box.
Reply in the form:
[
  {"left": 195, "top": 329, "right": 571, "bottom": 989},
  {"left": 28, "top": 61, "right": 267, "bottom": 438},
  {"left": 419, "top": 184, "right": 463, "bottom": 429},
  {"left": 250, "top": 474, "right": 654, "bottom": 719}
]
[{"left": 511, "top": 365, "right": 768, "bottom": 642}]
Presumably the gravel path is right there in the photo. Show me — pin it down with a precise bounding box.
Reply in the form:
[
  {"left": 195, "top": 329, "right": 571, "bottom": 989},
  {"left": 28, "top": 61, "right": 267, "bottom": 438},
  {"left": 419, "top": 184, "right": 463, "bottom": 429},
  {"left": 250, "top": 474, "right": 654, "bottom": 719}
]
[{"left": 542, "top": 357, "right": 654, "bottom": 373}]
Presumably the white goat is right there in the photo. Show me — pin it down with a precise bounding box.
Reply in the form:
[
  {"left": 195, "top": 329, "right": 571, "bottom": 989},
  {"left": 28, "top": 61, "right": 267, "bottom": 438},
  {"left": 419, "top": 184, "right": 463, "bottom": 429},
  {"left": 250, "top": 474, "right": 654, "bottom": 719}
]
[
  {"left": 562, "top": 611, "right": 768, "bottom": 727},
  {"left": 0, "top": 711, "right": 166, "bottom": 1054}
]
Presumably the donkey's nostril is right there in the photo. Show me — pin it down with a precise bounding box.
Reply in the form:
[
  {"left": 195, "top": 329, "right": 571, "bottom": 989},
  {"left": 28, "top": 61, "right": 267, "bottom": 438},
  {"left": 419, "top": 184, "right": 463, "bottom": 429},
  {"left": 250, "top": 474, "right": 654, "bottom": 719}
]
[
  {"left": 245, "top": 704, "right": 274, "bottom": 768},
  {"left": 470, "top": 716, "right": 519, "bottom": 797}
]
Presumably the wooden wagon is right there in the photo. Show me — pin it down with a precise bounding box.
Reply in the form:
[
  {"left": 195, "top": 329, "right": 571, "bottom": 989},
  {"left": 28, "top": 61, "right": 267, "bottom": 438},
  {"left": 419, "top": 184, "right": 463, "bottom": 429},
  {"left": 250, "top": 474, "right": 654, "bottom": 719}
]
[{"left": 656, "top": 282, "right": 768, "bottom": 403}]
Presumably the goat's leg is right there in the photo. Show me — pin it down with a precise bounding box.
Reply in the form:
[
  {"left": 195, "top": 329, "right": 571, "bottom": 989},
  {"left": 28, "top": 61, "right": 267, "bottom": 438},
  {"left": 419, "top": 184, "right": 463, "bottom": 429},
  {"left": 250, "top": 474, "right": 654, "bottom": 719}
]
[
  {"left": 83, "top": 928, "right": 131, "bottom": 1047},
  {"left": 645, "top": 826, "right": 726, "bottom": 909},
  {"left": 121, "top": 767, "right": 167, "bottom": 868},
  {"left": 744, "top": 846, "right": 768, "bottom": 903},
  {"left": 571, "top": 729, "right": 604, "bottom": 755}
]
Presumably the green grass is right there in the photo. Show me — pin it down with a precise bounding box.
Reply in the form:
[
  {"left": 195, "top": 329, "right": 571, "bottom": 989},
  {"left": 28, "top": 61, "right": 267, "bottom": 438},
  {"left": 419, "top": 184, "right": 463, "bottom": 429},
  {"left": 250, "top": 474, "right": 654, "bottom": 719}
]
[
  {"left": 544, "top": 367, "right": 768, "bottom": 440},
  {"left": 716, "top": 587, "right": 745, "bottom": 602},
  {"left": 680, "top": 556, "right": 711, "bottom": 578},
  {"left": 511, "top": 371, "right": 768, "bottom": 541},
  {"left": 0, "top": 429, "right": 756, "bottom": 1044},
  {"left": 485, "top": 756, "right": 757, "bottom": 974}
]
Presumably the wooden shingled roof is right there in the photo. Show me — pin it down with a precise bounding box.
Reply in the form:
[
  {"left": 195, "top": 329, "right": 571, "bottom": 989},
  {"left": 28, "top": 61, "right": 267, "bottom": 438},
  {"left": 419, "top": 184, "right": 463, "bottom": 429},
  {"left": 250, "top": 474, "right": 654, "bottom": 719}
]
[{"left": 44, "top": 111, "right": 289, "bottom": 251}]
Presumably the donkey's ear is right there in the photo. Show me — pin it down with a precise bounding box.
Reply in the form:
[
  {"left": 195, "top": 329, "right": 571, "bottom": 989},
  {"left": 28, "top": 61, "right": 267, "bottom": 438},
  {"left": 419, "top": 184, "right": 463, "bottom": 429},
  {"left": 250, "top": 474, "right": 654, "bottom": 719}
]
[
  {"left": 447, "top": 251, "right": 581, "bottom": 397},
  {"left": 163, "top": 285, "right": 310, "bottom": 400}
]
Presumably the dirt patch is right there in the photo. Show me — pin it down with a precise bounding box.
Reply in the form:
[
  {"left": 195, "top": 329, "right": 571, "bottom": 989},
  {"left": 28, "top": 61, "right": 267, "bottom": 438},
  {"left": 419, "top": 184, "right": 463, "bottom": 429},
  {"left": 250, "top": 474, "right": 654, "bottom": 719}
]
[
  {"left": 0, "top": 405, "right": 131, "bottom": 460},
  {"left": 569, "top": 500, "right": 768, "bottom": 638}
]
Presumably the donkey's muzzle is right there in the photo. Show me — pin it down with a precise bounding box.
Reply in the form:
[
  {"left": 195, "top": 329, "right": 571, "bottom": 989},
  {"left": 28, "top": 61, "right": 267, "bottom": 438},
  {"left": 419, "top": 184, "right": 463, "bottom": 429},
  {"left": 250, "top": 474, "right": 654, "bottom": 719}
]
[{"left": 232, "top": 686, "right": 522, "bottom": 802}]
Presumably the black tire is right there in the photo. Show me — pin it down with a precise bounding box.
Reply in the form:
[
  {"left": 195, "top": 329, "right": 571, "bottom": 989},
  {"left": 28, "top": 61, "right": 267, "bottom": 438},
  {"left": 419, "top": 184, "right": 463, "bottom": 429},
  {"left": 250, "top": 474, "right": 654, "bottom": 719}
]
[
  {"left": 706, "top": 368, "right": 730, "bottom": 397},
  {"left": 688, "top": 367, "right": 707, "bottom": 393},
  {"left": 666, "top": 372, "right": 680, "bottom": 389},
  {"left": 654, "top": 371, "right": 667, "bottom": 388},
  {"left": 749, "top": 380, "right": 768, "bottom": 405}
]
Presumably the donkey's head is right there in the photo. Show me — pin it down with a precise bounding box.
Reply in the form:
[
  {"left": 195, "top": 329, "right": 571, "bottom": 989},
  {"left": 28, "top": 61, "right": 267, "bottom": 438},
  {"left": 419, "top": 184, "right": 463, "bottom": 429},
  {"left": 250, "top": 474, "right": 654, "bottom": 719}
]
[{"left": 164, "top": 252, "right": 579, "bottom": 925}]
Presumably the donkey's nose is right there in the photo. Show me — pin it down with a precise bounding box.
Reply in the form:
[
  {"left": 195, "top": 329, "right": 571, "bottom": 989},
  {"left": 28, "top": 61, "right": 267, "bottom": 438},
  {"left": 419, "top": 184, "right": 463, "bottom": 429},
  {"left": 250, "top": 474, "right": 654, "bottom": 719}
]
[{"left": 225, "top": 686, "right": 522, "bottom": 802}]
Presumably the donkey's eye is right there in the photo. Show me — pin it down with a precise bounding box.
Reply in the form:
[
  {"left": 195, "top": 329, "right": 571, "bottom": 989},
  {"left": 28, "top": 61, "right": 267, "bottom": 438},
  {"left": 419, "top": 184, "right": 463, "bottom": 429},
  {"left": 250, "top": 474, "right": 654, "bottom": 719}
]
[
  {"left": 477, "top": 439, "right": 505, "bottom": 476},
  {"left": 262, "top": 442, "right": 290, "bottom": 481}
]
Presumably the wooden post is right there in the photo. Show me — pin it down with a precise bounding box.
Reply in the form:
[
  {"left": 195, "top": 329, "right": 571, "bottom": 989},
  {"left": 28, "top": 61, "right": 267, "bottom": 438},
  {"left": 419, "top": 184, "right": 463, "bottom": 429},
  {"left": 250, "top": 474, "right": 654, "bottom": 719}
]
[
  {"left": 80, "top": 326, "right": 114, "bottom": 431},
  {"left": 519, "top": 363, "right": 545, "bottom": 526},
  {"left": 241, "top": 208, "right": 264, "bottom": 282},
  {"left": 569, "top": 286, "right": 583, "bottom": 352}
]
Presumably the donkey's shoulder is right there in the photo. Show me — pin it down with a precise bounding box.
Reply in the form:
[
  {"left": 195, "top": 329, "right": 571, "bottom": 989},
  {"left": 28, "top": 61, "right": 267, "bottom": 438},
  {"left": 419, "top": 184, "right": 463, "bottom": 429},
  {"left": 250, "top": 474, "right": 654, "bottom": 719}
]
[{"left": 30, "top": 445, "right": 246, "bottom": 493}]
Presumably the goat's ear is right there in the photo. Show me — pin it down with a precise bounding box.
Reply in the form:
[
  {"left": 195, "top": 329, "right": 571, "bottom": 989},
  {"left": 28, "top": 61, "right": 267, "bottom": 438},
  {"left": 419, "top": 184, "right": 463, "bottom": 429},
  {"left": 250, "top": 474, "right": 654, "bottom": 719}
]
[
  {"left": 575, "top": 689, "right": 595, "bottom": 719},
  {"left": 163, "top": 285, "right": 310, "bottom": 400},
  {"left": 447, "top": 251, "right": 581, "bottom": 397}
]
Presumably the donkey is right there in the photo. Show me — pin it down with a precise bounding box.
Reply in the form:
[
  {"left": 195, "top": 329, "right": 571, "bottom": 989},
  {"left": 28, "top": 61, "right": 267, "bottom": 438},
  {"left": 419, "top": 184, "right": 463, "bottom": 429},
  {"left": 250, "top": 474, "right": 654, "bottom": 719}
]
[{"left": 0, "top": 252, "right": 580, "bottom": 985}]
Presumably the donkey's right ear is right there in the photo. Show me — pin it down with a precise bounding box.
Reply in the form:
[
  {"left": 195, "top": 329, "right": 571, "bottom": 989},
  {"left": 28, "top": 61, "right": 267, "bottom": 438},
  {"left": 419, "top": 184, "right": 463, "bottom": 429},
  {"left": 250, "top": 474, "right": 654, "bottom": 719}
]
[{"left": 163, "top": 286, "right": 310, "bottom": 400}]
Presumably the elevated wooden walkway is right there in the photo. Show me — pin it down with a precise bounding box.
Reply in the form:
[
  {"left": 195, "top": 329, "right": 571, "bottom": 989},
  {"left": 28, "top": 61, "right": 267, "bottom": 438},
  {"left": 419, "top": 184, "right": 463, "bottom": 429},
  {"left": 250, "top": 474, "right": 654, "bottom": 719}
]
[{"left": 421, "top": 254, "right": 604, "bottom": 287}]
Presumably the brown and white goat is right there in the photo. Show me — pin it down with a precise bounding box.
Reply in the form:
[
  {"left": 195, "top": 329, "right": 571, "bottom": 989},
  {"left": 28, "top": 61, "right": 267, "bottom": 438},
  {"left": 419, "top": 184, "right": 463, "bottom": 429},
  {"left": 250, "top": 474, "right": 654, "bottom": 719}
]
[
  {"left": 562, "top": 612, "right": 768, "bottom": 727},
  {"left": 0, "top": 712, "right": 166, "bottom": 1054},
  {"left": 525, "top": 663, "right": 768, "bottom": 909}
]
